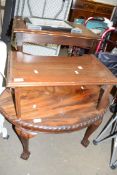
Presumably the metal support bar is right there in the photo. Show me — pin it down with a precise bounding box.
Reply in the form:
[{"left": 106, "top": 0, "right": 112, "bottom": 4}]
[
  {"left": 94, "top": 115, "right": 117, "bottom": 143},
  {"left": 93, "top": 114, "right": 117, "bottom": 169}
]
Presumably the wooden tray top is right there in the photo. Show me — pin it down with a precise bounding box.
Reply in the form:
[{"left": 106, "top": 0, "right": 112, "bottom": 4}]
[{"left": 7, "top": 53, "right": 117, "bottom": 87}]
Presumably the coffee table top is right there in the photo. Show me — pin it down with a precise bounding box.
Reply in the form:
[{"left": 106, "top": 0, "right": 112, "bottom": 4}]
[{"left": 7, "top": 52, "right": 117, "bottom": 87}]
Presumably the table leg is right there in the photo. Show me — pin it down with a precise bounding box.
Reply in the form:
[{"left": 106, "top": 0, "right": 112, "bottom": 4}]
[
  {"left": 89, "top": 40, "right": 98, "bottom": 54},
  {"left": 14, "top": 126, "right": 31, "bottom": 160},
  {"left": 81, "top": 119, "right": 102, "bottom": 147},
  {"left": 14, "top": 126, "right": 37, "bottom": 160},
  {"left": 14, "top": 87, "right": 21, "bottom": 118}
]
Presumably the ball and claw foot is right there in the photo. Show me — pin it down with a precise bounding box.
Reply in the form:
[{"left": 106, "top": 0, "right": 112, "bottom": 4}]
[
  {"left": 20, "top": 151, "right": 30, "bottom": 160},
  {"left": 81, "top": 139, "right": 90, "bottom": 147}
]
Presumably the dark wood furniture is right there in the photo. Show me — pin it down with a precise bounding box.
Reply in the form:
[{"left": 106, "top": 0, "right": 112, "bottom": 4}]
[
  {"left": 0, "top": 18, "right": 117, "bottom": 160},
  {"left": 69, "top": 0, "right": 115, "bottom": 22},
  {"left": 12, "top": 17, "right": 99, "bottom": 54}
]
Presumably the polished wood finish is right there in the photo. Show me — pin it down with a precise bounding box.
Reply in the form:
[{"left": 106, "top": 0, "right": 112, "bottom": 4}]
[
  {"left": 12, "top": 17, "right": 99, "bottom": 52},
  {"left": 0, "top": 88, "right": 103, "bottom": 159},
  {"left": 7, "top": 53, "right": 117, "bottom": 88},
  {"left": 0, "top": 17, "right": 117, "bottom": 160},
  {"left": 69, "top": 0, "right": 115, "bottom": 21},
  {"left": 0, "top": 88, "right": 102, "bottom": 131}
]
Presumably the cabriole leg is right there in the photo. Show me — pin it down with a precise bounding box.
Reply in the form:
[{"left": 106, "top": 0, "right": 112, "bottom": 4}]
[
  {"left": 14, "top": 126, "right": 37, "bottom": 160},
  {"left": 81, "top": 119, "right": 102, "bottom": 147}
]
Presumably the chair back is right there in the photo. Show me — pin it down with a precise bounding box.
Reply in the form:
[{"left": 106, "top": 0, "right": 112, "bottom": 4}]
[{"left": 14, "top": 0, "right": 72, "bottom": 20}]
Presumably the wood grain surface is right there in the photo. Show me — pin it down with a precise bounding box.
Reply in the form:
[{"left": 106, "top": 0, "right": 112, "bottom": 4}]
[
  {"left": 0, "top": 17, "right": 116, "bottom": 159},
  {"left": 7, "top": 52, "right": 117, "bottom": 87},
  {"left": 0, "top": 88, "right": 104, "bottom": 131}
]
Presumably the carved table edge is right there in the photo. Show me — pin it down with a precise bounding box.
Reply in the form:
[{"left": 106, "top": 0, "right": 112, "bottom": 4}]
[{"left": 0, "top": 107, "right": 105, "bottom": 134}]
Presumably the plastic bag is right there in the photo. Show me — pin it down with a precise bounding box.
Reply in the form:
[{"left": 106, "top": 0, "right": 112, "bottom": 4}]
[
  {"left": 98, "top": 52, "right": 117, "bottom": 76},
  {"left": 111, "top": 47, "right": 117, "bottom": 55}
]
